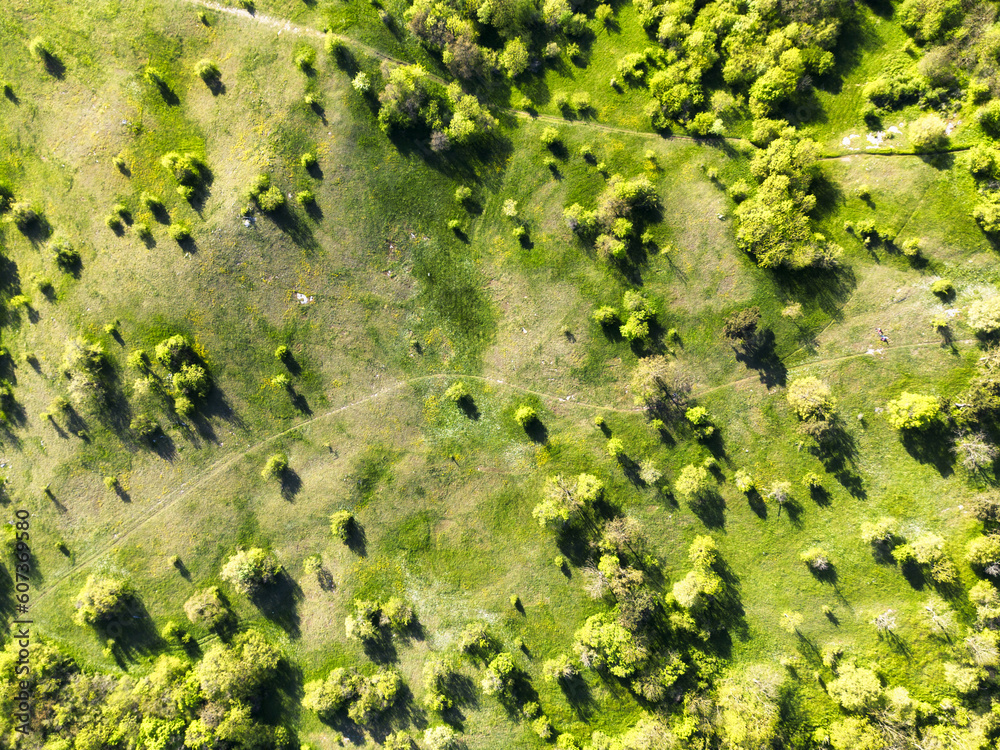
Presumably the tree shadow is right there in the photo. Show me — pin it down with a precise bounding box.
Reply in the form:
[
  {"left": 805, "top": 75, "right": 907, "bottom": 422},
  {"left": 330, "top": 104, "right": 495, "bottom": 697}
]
[
  {"left": 900, "top": 560, "right": 926, "bottom": 591},
  {"left": 688, "top": 491, "right": 726, "bottom": 528},
  {"left": 457, "top": 396, "right": 480, "bottom": 420},
  {"left": 279, "top": 467, "right": 302, "bottom": 501},
  {"left": 155, "top": 81, "right": 180, "bottom": 106},
  {"left": 809, "top": 485, "right": 831, "bottom": 506},
  {"left": 41, "top": 52, "right": 66, "bottom": 79},
  {"left": 732, "top": 329, "right": 787, "bottom": 388},
  {"left": 251, "top": 572, "right": 302, "bottom": 638},
  {"left": 560, "top": 672, "right": 595, "bottom": 720},
  {"left": 101, "top": 595, "right": 162, "bottom": 662},
  {"left": 747, "top": 489, "right": 767, "bottom": 519},
  {"left": 900, "top": 425, "right": 955, "bottom": 477},
  {"left": 346, "top": 522, "right": 367, "bottom": 557},
  {"left": 524, "top": 418, "right": 548, "bottom": 444}
]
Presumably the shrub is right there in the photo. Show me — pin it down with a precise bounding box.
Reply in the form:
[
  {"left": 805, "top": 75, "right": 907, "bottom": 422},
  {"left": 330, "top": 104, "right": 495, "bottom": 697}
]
[
  {"left": 50, "top": 237, "right": 80, "bottom": 269},
  {"left": 898, "top": 0, "right": 962, "bottom": 43},
  {"left": 134, "top": 222, "right": 152, "bottom": 241},
  {"left": 130, "top": 414, "right": 158, "bottom": 438},
  {"left": 424, "top": 726, "right": 459, "bottom": 750},
  {"left": 73, "top": 575, "right": 132, "bottom": 626},
  {"left": 274, "top": 344, "right": 289, "bottom": 360},
  {"left": 257, "top": 186, "right": 285, "bottom": 212},
  {"left": 540, "top": 127, "right": 561, "bottom": 147},
  {"left": 167, "top": 222, "right": 191, "bottom": 242},
  {"left": 160, "top": 152, "right": 206, "bottom": 187},
  {"left": 909, "top": 114, "right": 949, "bottom": 153},
  {"left": 261, "top": 452, "right": 288, "bottom": 480},
  {"left": 9, "top": 203, "right": 38, "bottom": 230},
  {"left": 515, "top": 405, "right": 537, "bottom": 427},
  {"left": 445, "top": 381, "right": 468, "bottom": 402},
  {"left": 593, "top": 306, "right": 618, "bottom": 325},
  {"left": 294, "top": 46, "right": 317, "bottom": 71},
  {"left": 105, "top": 214, "right": 123, "bottom": 231},
  {"left": 801, "top": 472, "right": 823, "bottom": 490},
  {"left": 221, "top": 547, "right": 281, "bottom": 594},
  {"left": 800, "top": 547, "right": 831, "bottom": 572},
  {"left": 606, "top": 437, "right": 625, "bottom": 458},
  {"left": 352, "top": 72, "right": 371, "bottom": 92},
  {"left": 734, "top": 469, "right": 756, "bottom": 493},
  {"left": 154, "top": 334, "right": 194, "bottom": 371},
  {"left": 979, "top": 101, "right": 1000, "bottom": 137},
  {"left": 455, "top": 185, "right": 472, "bottom": 204},
  {"left": 966, "top": 535, "right": 1000, "bottom": 574},
  {"left": 931, "top": 278, "right": 954, "bottom": 297},
  {"left": 860, "top": 517, "right": 896, "bottom": 547},
  {"left": 330, "top": 510, "right": 354, "bottom": 541},
  {"left": 827, "top": 664, "right": 883, "bottom": 712},
  {"left": 184, "top": 586, "right": 231, "bottom": 630},
  {"left": 296, "top": 190, "right": 315, "bottom": 205},
  {"left": 28, "top": 37, "right": 53, "bottom": 61},
  {"left": 140, "top": 192, "right": 163, "bottom": 211},
  {"left": 195, "top": 59, "right": 220, "bottom": 82}
]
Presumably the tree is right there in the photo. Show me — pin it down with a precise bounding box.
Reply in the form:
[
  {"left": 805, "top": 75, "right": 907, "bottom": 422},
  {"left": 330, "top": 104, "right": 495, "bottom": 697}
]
[
  {"left": 722, "top": 307, "right": 761, "bottom": 344},
  {"left": 532, "top": 473, "right": 603, "bottom": 528},
  {"left": 74, "top": 575, "right": 132, "bottom": 627},
  {"left": 574, "top": 613, "right": 647, "bottom": 677},
  {"left": 966, "top": 535, "right": 1000, "bottom": 576},
  {"left": 261, "top": 452, "right": 288, "bottom": 480},
  {"left": 827, "top": 664, "right": 883, "bottom": 712},
  {"left": 221, "top": 548, "right": 281, "bottom": 595},
  {"left": 675, "top": 464, "right": 712, "bottom": 501},
  {"left": 500, "top": 37, "right": 529, "bottom": 77},
  {"left": 885, "top": 392, "right": 941, "bottom": 430},
  {"left": 302, "top": 667, "right": 361, "bottom": 718},
  {"left": 424, "top": 725, "right": 459, "bottom": 750},
  {"left": 968, "top": 297, "right": 1000, "bottom": 334},
  {"left": 787, "top": 377, "right": 836, "bottom": 422},
  {"left": 717, "top": 666, "right": 784, "bottom": 750}
]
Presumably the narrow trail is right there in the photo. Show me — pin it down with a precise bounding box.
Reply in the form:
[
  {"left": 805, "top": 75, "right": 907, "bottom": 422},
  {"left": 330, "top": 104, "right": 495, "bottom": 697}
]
[
  {"left": 183, "top": 0, "right": 953, "bottom": 161},
  {"left": 33, "top": 336, "right": 975, "bottom": 604}
]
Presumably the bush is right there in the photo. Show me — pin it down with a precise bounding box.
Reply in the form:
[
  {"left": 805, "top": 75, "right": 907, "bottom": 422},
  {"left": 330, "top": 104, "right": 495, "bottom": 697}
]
[
  {"left": 966, "top": 535, "right": 1000, "bottom": 574},
  {"left": 931, "top": 278, "right": 954, "bottom": 297},
  {"left": 885, "top": 392, "right": 941, "bottom": 430},
  {"left": 130, "top": 414, "right": 158, "bottom": 438},
  {"left": 9, "top": 203, "right": 38, "bottom": 230},
  {"left": 540, "top": 127, "right": 561, "bottom": 147},
  {"left": 979, "top": 101, "right": 1000, "bottom": 137},
  {"left": 898, "top": 0, "right": 962, "bottom": 43},
  {"left": 294, "top": 46, "right": 317, "bottom": 71},
  {"left": 184, "top": 586, "right": 231, "bottom": 630},
  {"left": 424, "top": 726, "right": 459, "bottom": 750},
  {"left": 50, "top": 237, "right": 80, "bottom": 269},
  {"left": 800, "top": 547, "right": 831, "bottom": 572},
  {"left": 330, "top": 510, "right": 354, "bottom": 541},
  {"left": 445, "top": 381, "right": 468, "bottom": 402},
  {"left": 296, "top": 190, "right": 315, "bottom": 205},
  {"left": 167, "top": 222, "right": 191, "bottom": 242},
  {"left": 593, "top": 306, "right": 618, "bottom": 325},
  {"left": 515, "top": 405, "right": 537, "bottom": 427},
  {"left": 195, "top": 59, "right": 220, "bottom": 82},
  {"left": 909, "top": 114, "right": 949, "bottom": 153},
  {"left": 140, "top": 192, "right": 163, "bottom": 211},
  {"left": 261, "top": 452, "right": 288, "bottom": 480},
  {"left": 134, "top": 222, "right": 152, "bottom": 241},
  {"left": 257, "top": 186, "right": 285, "bottom": 212},
  {"left": 221, "top": 547, "right": 281, "bottom": 594},
  {"left": 154, "top": 334, "right": 194, "bottom": 370}
]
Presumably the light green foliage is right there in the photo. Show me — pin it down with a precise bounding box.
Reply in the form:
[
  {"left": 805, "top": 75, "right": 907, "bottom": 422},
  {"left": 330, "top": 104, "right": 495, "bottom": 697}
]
[
  {"left": 514, "top": 404, "right": 537, "bottom": 427},
  {"left": 885, "top": 392, "right": 941, "bottom": 430},
  {"left": 909, "top": 114, "right": 949, "bottom": 153},
  {"left": 968, "top": 297, "right": 1000, "bottom": 333},
  {"left": 898, "top": 0, "right": 962, "bottom": 43},
  {"left": 965, "top": 535, "right": 1000, "bottom": 571},
  {"left": 445, "top": 381, "right": 468, "bottom": 402},
  {"left": 422, "top": 655, "right": 455, "bottom": 711},
  {"left": 930, "top": 278, "right": 954, "bottom": 297},
  {"left": 195, "top": 59, "right": 219, "bottom": 82},
  {"left": 424, "top": 725, "right": 458, "bottom": 750},
  {"left": 734, "top": 469, "right": 756, "bottom": 494},
  {"left": 860, "top": 517, "right": 896, "bottom": 547},
  {"left": 73, "top": 575, "right": 132, "bottom": 626},
  {"left": 675, "top": 464, "right": 711, "bottom": 501},
  {"left": 718, "top": 666, "right": 783, "bottom": 750},
  {"left": 533, "top": 473, "right": 603, "bottom": 527},
  {"left": 220, "top": 548, "right": 281, "bottom": 594},
  {"left": 574, "top": 613, "right": 647, "bottom": 677},
  {"left": 330, "top": 510, "right": 353, "bottom": 541},
  {"left": 828, "top": 664, "right": 884, "bottom": 712},
  {"left": 261, "top": 452, "right": 288, "bottom": 479}
]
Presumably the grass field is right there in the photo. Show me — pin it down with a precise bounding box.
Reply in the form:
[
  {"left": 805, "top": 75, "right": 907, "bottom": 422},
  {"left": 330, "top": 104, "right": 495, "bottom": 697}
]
[{"left": 3, "top": 0, "right": 1000, "bottom": 747}]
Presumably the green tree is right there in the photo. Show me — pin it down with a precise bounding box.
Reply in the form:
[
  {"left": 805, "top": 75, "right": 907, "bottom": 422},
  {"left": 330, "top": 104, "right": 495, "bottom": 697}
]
[
  {"left": 221, "top": 548, "right": 281, "bottom": 595},
  {"left": 73, "top": 575, "right": 132, "bottom": 627},
  {"left": 885, "top": 392, "right": 941, "bottom": 430},
  {"left": 675, "top": 464, "right": 712, "bottom": 501}
]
